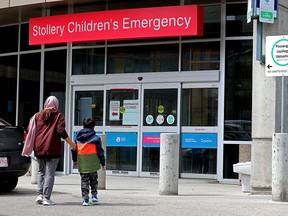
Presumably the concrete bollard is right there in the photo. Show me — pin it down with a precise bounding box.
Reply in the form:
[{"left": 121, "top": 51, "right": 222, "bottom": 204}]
[
  {"left": 159, "top": 133, "right": 179, "bottom": 195},
  {"left": 97, "top": 134, "right": 106, "bottom": 190},
  {"left": 31, "top": 159, "right": 39, "bottom": 184},
  {"left": 272, "top": 133, "right": 288, "bottom": 202}
]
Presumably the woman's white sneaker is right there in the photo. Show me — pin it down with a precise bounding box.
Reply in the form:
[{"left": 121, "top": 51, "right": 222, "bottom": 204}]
[
  {"left": 35, "top": 195, "right": 43, "bottom": 204},
  {"left": 43, "top": 199, "right": 56, "bottom": 206}
]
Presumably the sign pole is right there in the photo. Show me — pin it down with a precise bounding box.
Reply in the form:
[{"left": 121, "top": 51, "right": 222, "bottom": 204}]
[{"left": 281, "top": 76, "right": 285, "bottom": 133}]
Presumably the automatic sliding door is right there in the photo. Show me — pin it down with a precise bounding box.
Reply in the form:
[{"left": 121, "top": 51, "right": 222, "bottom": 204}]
[
  {"left": 141, "top": 84, "right": 179, "bottom": 177},
  {"left": 181, "top": 83, "right": 218, "bottom": 178},
  {"left": 105, "top": 86, "right": 140, "bottom": 175},
  {"left": 72, "top": 87, "right": 104, "bottom": 172}
]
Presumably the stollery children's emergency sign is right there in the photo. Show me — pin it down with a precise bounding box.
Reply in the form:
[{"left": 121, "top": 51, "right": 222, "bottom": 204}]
[{"left": 29, "top": 5, "right": 203, "bottom": 45}]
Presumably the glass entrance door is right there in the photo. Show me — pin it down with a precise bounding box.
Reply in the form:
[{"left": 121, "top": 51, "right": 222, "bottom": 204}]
[
  {"left": 180, "top": 83, "right": 219, "bottom": 179},
  {"left": 72, "top": 86, "right": 104, "bottom": 173},
  {"left": 72, "top": 82, "right": 218, "bottom": 178},
  {"left": 105, "top": 85, "right": 140, "bottom": 176},
  {"left": 140, "top": 83, "right": 180, "bottom": 177}
]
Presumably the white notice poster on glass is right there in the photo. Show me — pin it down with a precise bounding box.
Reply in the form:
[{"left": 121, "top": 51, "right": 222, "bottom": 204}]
[
  {"left": 123, "top": 100, "right": 139, "bottom": 125},
  {"left": 109, "top": 101, "right": 120, "bottom": 121}
]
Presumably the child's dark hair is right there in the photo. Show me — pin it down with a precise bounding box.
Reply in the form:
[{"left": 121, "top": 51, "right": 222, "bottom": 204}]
[{"left": 83, "top": 117, "right": 96, "bottom": 128}]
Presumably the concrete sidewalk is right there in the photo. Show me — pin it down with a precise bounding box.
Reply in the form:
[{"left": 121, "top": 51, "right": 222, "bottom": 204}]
[{"left": 1, "top": 174, "right": 288, "bottom": 216}]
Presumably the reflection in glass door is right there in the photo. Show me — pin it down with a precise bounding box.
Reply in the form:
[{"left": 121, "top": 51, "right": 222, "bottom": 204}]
[
  {"left": 141, "top": 84, "right": 179, "bottom": 176},
  {"left": 73, "top": 88, "right": 104, "bottom": 172}
]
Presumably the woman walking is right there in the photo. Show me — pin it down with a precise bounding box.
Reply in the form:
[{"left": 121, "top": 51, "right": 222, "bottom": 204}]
[{"left": 22, "top": 96, "right": 76, "bottom": 206}]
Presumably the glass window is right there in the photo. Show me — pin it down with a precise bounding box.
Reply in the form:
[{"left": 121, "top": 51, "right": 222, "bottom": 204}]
[
  {"left": 142, "top": 147, "right": 160, "bottom": 172},
  {"left": 0, "top": 25, "right": 18, "bottom": 54},
  {"left": 44, "top": 49, "right": 67, "bottom": 172},
  {"left": 182, "top": 88, "right": 218, "bottom": 126},
  {"left": 181, "top": 148, "right": 217, "bottom": 174},
  {"left": 143, "top": 89, "right": 177, "bottom": 126},
  {"left": 72, "top": 48, "right": 105, "bottom": 75},
  {"left": 44, "top": 50, "right": 67, "bottom": 114},
  {"left": 107, "top": 146, "right": 137, "bottom": 171},
  {"left": 223, "top": 144, "right": 239, "bottom": 179},
  {"left": 108, "top": 0, "right": 179, "bottom": 10},
  {"left": 106, "top": 89, "right": 139, "bottom": 126},
  {"left": 19, "top": 53, "right": 41, "bottom": 129},
  {"left": 20, "top": 23, "right": 41, "bottom": 51},
  {"left": 181, "top": 42, "right": 220, "bottom": 71},
  {"left": 107, "top": 44, "right": 179, "bottom": 73},
  {"left": 183, "top": 5, "right": 221, "bottom": 39},
  {"left": 74, "top": 1, "right": 107, "bottom": 13},
  {"left": 107, "top": 38, "right": 179, "bottom": 46},
  {"left": 226, "top": 3, "right": 253, "bottom": 37},
  {"left": 224, "top": 40, "right": 252, "bottom": 141},
  {"left": 49, "top": 5, "right": 68, "bottom": 16},
  {"left": 0, "top": 56, "right": 17, "bottom": 124},
  {"left": 185, "top": 0, "right": 220, "bottom": 4},
  {"left": 74, "top": 91, "right": 104, "bottom": 126}
]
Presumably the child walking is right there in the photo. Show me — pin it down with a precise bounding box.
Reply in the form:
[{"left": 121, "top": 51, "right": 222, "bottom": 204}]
[{"left": 75, "top": 117, "right": 106, "bottom": 206}]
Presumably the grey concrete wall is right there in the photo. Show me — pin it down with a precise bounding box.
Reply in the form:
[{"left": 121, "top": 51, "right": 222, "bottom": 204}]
[
  {"left": 239, "top": 144, "right": 251, "bottom": 162},
  {"left": 251, "top": 3, "right": 288, "bottom": 194}
]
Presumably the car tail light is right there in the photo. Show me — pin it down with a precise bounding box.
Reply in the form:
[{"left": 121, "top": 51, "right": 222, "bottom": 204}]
[{"left": 24, "top": 131, "right": 27, "bottom": 141}]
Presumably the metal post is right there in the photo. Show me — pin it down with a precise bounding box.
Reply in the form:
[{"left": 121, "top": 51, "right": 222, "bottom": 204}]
[{"left": 281, "top": 76, "right": 285, "bottom": 133}]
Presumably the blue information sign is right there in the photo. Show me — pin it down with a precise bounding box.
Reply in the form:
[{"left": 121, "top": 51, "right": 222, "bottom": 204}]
[
  {"left": 106, "top": 132, "right": 137, "bottom": 147},
  {"left": 181, "top": 133, "right": 217, "bottom": 149}
]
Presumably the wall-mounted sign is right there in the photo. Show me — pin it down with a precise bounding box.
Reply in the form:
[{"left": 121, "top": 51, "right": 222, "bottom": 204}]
[
  {"left": 29, "top": 5, "right": 203, "bottom": 45},
  {"left": 146, "top": 115, "right": 154, "bottom": 125},
  {"left": 142, "top": 132, "right": 160, "bottom": 147},
  {"left": 123, "top": 100, "right": 139, "bottom": 125},
  {"left": 106, "top": 132, "right": 137, "bottom": 147},
  {"left": 265, "top": 35, "right": 288, "bottom": 76},
  {"left": 167, "top": 115, "right": 175, "bottom": 125},
  {"left": 181, "top": 133, "right": 217, "bottom": 149},
  {"left": 157, "top": 105, "right": 164, "bottom": 114},
  {"left": 156, "top": 115, "right": 164, "bottom": 125},
  {"left": 109, "top": 101, "right": 120, "bottom": 121},
  {"left": 259, "top": 0, "right": 275, "bottom": 23}
]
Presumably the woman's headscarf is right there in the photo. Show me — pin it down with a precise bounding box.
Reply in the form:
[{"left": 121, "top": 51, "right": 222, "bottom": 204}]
[
  {"left": 42, "top": 96, "right": 59, "bottom": 122},
  {"left": 44, "top": 96, "right": 59, "bottom": 111}
]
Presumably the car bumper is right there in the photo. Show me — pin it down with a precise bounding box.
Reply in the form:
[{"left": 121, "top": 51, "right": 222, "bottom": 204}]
[{"left": 0, "top": 151, "right": 31, "bottom": 177}]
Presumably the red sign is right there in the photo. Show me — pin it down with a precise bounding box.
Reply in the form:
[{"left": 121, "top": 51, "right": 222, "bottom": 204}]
[{"left": 29, "top": 5, "right": 203, "bottom": 45}]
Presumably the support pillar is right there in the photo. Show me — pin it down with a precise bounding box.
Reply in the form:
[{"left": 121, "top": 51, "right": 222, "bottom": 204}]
[{"left": 159, "top": 133, "right": 179, "bottom": 195}]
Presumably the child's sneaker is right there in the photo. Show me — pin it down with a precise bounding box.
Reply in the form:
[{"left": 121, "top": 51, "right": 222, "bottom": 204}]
[
  {"left": 91, "top": 195, "right": 98, "bottom": 203},
  {"left": 82, "top": 199, "right": 91, "bottom": 206}
]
